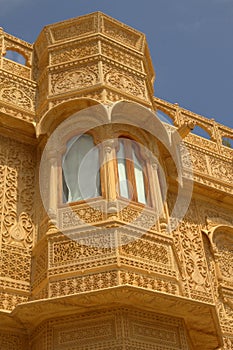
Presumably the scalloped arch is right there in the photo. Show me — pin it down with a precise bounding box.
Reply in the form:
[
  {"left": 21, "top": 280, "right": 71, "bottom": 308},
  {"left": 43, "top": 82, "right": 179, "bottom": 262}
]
[
  {"left": 111, "top": 100, "right": 171, "bottom": 151},
  {"left": 206, "top": 224, "right": 233, "bottom": 246},
  {"left": 5, "top": 48, "right": 30, "bottom": 66},
  {"left": 37, "top": 98, "right": 106, "bottom": 138}
]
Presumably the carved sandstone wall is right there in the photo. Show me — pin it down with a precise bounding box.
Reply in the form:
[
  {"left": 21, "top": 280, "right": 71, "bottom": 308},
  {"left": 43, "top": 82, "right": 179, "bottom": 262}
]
[{"left": 0, "top": 12, "right": 232, "bottom": 350}]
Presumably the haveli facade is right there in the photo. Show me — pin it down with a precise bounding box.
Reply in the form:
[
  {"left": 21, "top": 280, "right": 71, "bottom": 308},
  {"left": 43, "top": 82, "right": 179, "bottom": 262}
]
[{"left": 0, "top": 12, "right": 233, "bottom": 350}]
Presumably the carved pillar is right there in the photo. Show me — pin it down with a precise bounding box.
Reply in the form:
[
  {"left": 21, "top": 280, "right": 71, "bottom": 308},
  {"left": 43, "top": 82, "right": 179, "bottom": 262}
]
[
  {"left": 101, "top": 139, "right": 118, "bottom": 211},
  {"left": 147, "top": 154, "right": 169, "bottom": 230},
  {"left": 212, "top": 119, "right": 223, "bottom": 153},
  {"left": 47, "top": 150, "right": 58, "bottom": 231},
  {"left": 211, "top": 242, "right": 223, "bottom": 282}
]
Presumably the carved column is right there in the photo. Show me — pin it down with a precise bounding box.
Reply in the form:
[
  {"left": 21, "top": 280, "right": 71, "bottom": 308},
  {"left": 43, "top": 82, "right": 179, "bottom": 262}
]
[
  {"left": 47, "top": 150, "right": 58, "bottom": 231},
  {"left": 101, "top": 139, "right": 118, "bottom": 212},
  {"left": 147, "top": 155, "right": 169, "bottom": 230}
]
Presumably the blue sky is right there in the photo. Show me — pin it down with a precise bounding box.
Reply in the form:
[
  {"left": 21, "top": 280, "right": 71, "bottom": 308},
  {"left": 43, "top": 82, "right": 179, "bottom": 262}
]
[{"left": 1, "top": 0, "right": 233, "bottom": 129}]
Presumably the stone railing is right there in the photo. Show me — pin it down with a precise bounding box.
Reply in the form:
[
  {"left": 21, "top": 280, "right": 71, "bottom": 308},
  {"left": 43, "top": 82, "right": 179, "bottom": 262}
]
[{"left": 154, "top": 96, "right": 233, "bottom": 159}]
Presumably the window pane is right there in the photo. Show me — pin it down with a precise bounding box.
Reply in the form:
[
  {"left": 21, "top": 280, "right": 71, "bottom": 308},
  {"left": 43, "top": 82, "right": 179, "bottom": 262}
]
[
  {"left": 132, "top": 147, "right": 147, "bottom": 204},
  {"left": 62, "top": 134, "right": 100, "bottom": 203},
  {"left": 117, "top": 141, "right": 130, "bottom": 199}
]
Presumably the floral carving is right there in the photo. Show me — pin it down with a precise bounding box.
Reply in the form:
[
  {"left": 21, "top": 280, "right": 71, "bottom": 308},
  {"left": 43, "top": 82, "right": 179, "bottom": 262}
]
[
  {"left": 218, "top": 244, "right": 233, "bottom": 280},
  {"left": 49, "top": 271, "right": 118, "bottom": 297},
  {"left": 50, "top": 41, "right": 99, "bottom": 65},
  {"left": 103, "top": 18, "right": 143, "bottom": 50},
  {"left": 0, "top": 292, "right": 28, "bottom": 311},
  {"left": 51, "top": 17, "right": 95, "bottom": 42},
  {"left": 0, "top": 135, "right": 35, "bottom": 309},
  {"left": 0, "top": 13, "right": 233, "bottom": 348},
  {"left": 105, "top": 69, "right": 145, "bottom": 98},
  {"left": 173, "top": 203, "right": 213, "bottom": 302},
  {"left": 0, "top": 87, "right": 33, "bottom": 110},
  {"left": 51, "top": 69, "right": 97, "bottom": 94},
  {"left": 209, "top": 158, "right": 233, "bottom": 183},
  {"left": 52, "top": 239, "right": 113, "bottom": 264},
  {"left": 2, "top": 58, "right": 31, "bottom": 79},
  {"left": 189, "top": 148, "right": 208, "bottom": 174},
  {"left": 120, "top": 235, "right": 170, "bottom": 266},
  {"left": 101, "top": 41, "right": 142, "bottom": 71}
]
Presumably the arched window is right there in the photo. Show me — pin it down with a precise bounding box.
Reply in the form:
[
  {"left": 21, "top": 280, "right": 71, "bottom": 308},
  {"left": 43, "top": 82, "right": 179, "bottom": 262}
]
[
  {"left": 117, "top": 138, "right": 148, "bottom": 204},
  {"left": 5, "top": 50, "right": 27, "bottom": 65},
  {"left": 62, "top": 134, "right": 101, "bottom": 203}
]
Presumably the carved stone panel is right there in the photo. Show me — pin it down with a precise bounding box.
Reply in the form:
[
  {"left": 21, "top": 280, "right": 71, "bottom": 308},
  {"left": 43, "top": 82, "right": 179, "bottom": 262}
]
[
  {"left": 103, "top": 63, "right": 147, "bottom": 100},
  {"left": 49, "top": 15, "right": 96, "bottom": 43},
  {"left": 0, "top": 72, "right": 36, "bottom": 112},
  {"left": 102, "top": 17, "right": 144, "bottom": 50},
  {"left": 50, "top": 64, "right": 99, "bottom": 96},
  {"left": 30, "top": 308, "right": 191, "bottom": 350},
  {"left": 50, "top": 39, "right": 99, "bottom": 65},
  {"left": 0, "top": 135, "right": 35, "bottom": 309},
  {"left": 0, "top": 331, "right": 28, "bottom": 350}
]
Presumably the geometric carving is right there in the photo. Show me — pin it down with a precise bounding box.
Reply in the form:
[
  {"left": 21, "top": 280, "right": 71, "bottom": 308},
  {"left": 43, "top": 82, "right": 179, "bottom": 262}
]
[
  {"left": 0, "top": 291, "right": 28, "bottom": 311},
  {"left": 54, "top": 319, "right": 115, "bottom": 347},
  {"left": 1, "top": 244, "right": 31, "bottom": 282},
  {"left": 131, "top": 319, "right": 181, "bottom": 347},
  {"left": 224, "top": 336, "right": 233, "bottom": 350},
  {"left": 0, "top": 331, "right": 28, "bottom": 350},
  {"left": 30, "top": 308, "right": 190, "bottom": 350},
  {"left": 60, "top": 204, "right": 104, "bottom": 229},
  {"left": 48, "top": 267, "right": 179, "bottom": 299}
]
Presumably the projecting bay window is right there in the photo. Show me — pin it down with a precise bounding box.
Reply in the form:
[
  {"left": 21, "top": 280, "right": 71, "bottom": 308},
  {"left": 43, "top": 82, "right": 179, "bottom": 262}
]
[{"left": 61, "top": 134, "right": 164, "bottom": 213}]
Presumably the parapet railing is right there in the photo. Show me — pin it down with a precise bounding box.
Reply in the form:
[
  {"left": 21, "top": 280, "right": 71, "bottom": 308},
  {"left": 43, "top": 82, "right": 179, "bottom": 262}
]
[{"left": 154, "top": 96, "right": 233, "bottom": 158}]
